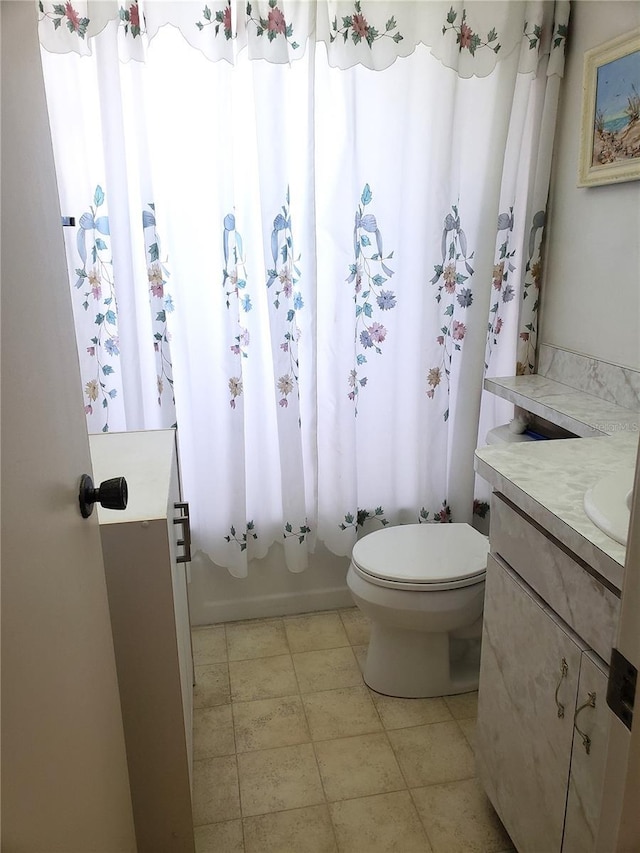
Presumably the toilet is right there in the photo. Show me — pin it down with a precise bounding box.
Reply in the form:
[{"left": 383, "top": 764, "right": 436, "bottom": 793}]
[
  {"left": 347, "top": 418, "right": 536, "bottom": 699},
  {"left": 347, "top": 523, "right": 489, "bottom": 698}
]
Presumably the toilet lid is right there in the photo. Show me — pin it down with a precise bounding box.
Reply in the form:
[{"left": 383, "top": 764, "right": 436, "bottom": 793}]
[{"left": 351, "top": 523, "right": 489, "bottom": 586}]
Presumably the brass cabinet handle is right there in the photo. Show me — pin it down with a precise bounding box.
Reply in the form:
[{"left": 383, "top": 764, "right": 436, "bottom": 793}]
[
  {"left": 173, "top": 502, "right": 191, "bottom": 564},
  {"left": 555, "top": 658, "right": 569, "bottom": 718},
  {"left": 573, "top": 691, "right": 597, "bottom": 754}
]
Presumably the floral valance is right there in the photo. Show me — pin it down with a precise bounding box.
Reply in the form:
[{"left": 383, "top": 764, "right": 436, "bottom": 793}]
[{"left": 37, "top": 0, "right": 569, "bottom": 76}]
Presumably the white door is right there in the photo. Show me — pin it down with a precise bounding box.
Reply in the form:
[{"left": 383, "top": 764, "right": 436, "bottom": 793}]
[
  {"left": 596, "top": 439, "right": 640, "bottom": 852},
  {"left": 1, "top": 3, "right": 136, "bottom": 849}
]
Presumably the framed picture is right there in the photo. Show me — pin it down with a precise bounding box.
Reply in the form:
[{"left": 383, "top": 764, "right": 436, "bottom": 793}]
[{"left": 578, "top": 28, "right": 640, "bottom": 187}]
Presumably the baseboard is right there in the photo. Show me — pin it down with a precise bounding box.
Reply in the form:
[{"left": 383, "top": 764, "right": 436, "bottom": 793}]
[{"left": 190, "top": 584, "right": 354, "bottom": 625}]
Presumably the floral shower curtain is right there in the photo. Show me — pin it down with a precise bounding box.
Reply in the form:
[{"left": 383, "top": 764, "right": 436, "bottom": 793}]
[{"left": 38, "top": 0, "right": 569, "bottom": 577}]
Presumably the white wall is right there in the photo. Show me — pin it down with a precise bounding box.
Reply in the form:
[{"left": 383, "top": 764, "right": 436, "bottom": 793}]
[
  {"left": 540, "top": 1, "right": 640, "bottom": 370},
  {"left": 188, "top": 543, "right": 353, "bottom": 625}
]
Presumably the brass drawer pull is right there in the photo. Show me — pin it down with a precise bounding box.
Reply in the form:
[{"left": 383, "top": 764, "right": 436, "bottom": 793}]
[
  {"left": 555, "top": 658, "right": 568, "bottom": 718},
  {"left": 573, "top": 691, "right": 597, "bottom": 754}
]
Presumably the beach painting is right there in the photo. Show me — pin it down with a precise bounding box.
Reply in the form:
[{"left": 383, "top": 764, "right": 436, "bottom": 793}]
[
  {"left": 593, "top": 48, "right": 640, "bottom": 165},
  {"left": 579, "top": 30, "right": 640, "bottom": 186}
]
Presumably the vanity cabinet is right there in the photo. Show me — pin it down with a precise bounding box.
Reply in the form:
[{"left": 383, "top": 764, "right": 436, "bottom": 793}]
[
  {"left": 90, "top": 429, "right": 195, "bottom": 853},
  {"left": 477, "top": 495, "right": 618, "bottom": 853},
  {"left": 562, "top": 652, "right": 610, "bottom": 853},
  {"left": 477, "top": 554, "right": 584, "bottom": 852}
]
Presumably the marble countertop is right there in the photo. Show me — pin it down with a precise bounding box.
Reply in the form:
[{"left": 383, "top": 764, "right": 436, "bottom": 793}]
[
  {"left": 475, "top": 430, "right": 639, "bottom": 593},
  {"left": 484, "top": 375, "right": 640, "bottom": 438}
]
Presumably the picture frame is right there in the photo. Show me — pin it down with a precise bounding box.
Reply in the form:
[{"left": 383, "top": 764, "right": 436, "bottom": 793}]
[{"left": 578, "top": 28, "right": 640, "bottom": 187}]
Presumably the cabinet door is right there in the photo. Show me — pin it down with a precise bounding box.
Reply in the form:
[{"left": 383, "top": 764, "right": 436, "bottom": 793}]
[
  {"left": 476, "top": 554, "right": 585, "bottom": 853},
  {"left": 562, "top": 652, "right": 609, "bottom": 853}
]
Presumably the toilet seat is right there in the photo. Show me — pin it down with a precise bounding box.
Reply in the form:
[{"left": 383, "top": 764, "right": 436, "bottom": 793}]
[{"left": 351, "top": 523, "right": 488, "bottom": 591}]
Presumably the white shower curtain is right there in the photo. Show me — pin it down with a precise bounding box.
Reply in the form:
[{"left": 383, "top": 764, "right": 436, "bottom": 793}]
[{"left": 38, "top": 0, "right": 569, "bottom": 576}]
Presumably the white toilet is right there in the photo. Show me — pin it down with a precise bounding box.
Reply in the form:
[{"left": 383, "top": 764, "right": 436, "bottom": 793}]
[
  {"left": 347, "top": 523, "right": 489, "bottom": 698},
  {"left": 347, "top": 419, "right": 536, "bottom": 699}
]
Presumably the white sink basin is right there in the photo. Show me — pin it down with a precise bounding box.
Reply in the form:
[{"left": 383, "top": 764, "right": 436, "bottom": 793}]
[{"left": 584, "top": 469, "right": 634, "bottom": 546}]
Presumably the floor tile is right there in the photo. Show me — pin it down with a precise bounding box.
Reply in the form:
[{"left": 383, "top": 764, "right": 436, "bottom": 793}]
[
  {"left": 444, "top": 690, "right": 479, "bottom": 720},
  {"left": 243, "top": 805, "right": 338, "bottom": 853},
  {"left": 194, "top": 819, "right": 244, "bottom": 853},
  {"left": 193, "top": 705, "right": 235, "bottom": 759},
  {"left": 353, "top": 645, "right": 368, "bottom": 673},
  {"left": 412, "top": 777, "right": 513, "bottom": 853},
  {"left": 194, "top": 663, "right": 231, "bottom": 709},
  {"left": 293, "top": 646, "right": 362, "bottom": 693},
  {"left": 303, "top": 685, "right": 382, "bottom": 741},
  {"left": 457, "top": 716, "right": 476, "bottom": 751},
  {"left": 339, "top": 608, "right": 371, "bottom": 645},
  {"left": 371, "top": 692, "right": 452, "bottom": 730},
  {"left": 191, "top": 612, "right": 492, "bottom": 851},
  {"left": 233, "top": 695, "right": 310, "bottom": 752},
  {"left": 192, "top": 755, "right": 241, "bottom": 825},
  {"left": 329, "top": 791, "right": 433, "bottom": 853},
  {"left": 229, "top": 654, "right": 298, "bottom": 702},
  {"left": 192, "top": 625, "right": 227, "bottom": 666},
  {"left": 284, "top": 611, "right": 349, "bottom": 653},
  {"left": 314, "top": 732, "right": 405, "bottom": 801},
  {"left": 387, "top": 721, "right": 475, "bottom": 787},
  {"left": 226, "top": 618, "right": 289, "bottom": 661},
  {"left": 237, "top": 743, "right": 324, "bottom": 817}
]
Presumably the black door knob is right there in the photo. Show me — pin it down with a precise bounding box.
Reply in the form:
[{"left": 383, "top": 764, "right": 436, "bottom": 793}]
[{"left": 79, "top": 474, "right": 128, "bottom": 518}]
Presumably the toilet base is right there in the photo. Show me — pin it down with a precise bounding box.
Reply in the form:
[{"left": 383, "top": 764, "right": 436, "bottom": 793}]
[{"left": 363, "top": 623, "right": 481, "bottom": 698}]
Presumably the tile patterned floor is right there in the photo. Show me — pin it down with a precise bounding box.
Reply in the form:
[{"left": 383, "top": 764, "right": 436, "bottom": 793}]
[{"left": 191, "top": 608, "right": 514, "bottom": 853}]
